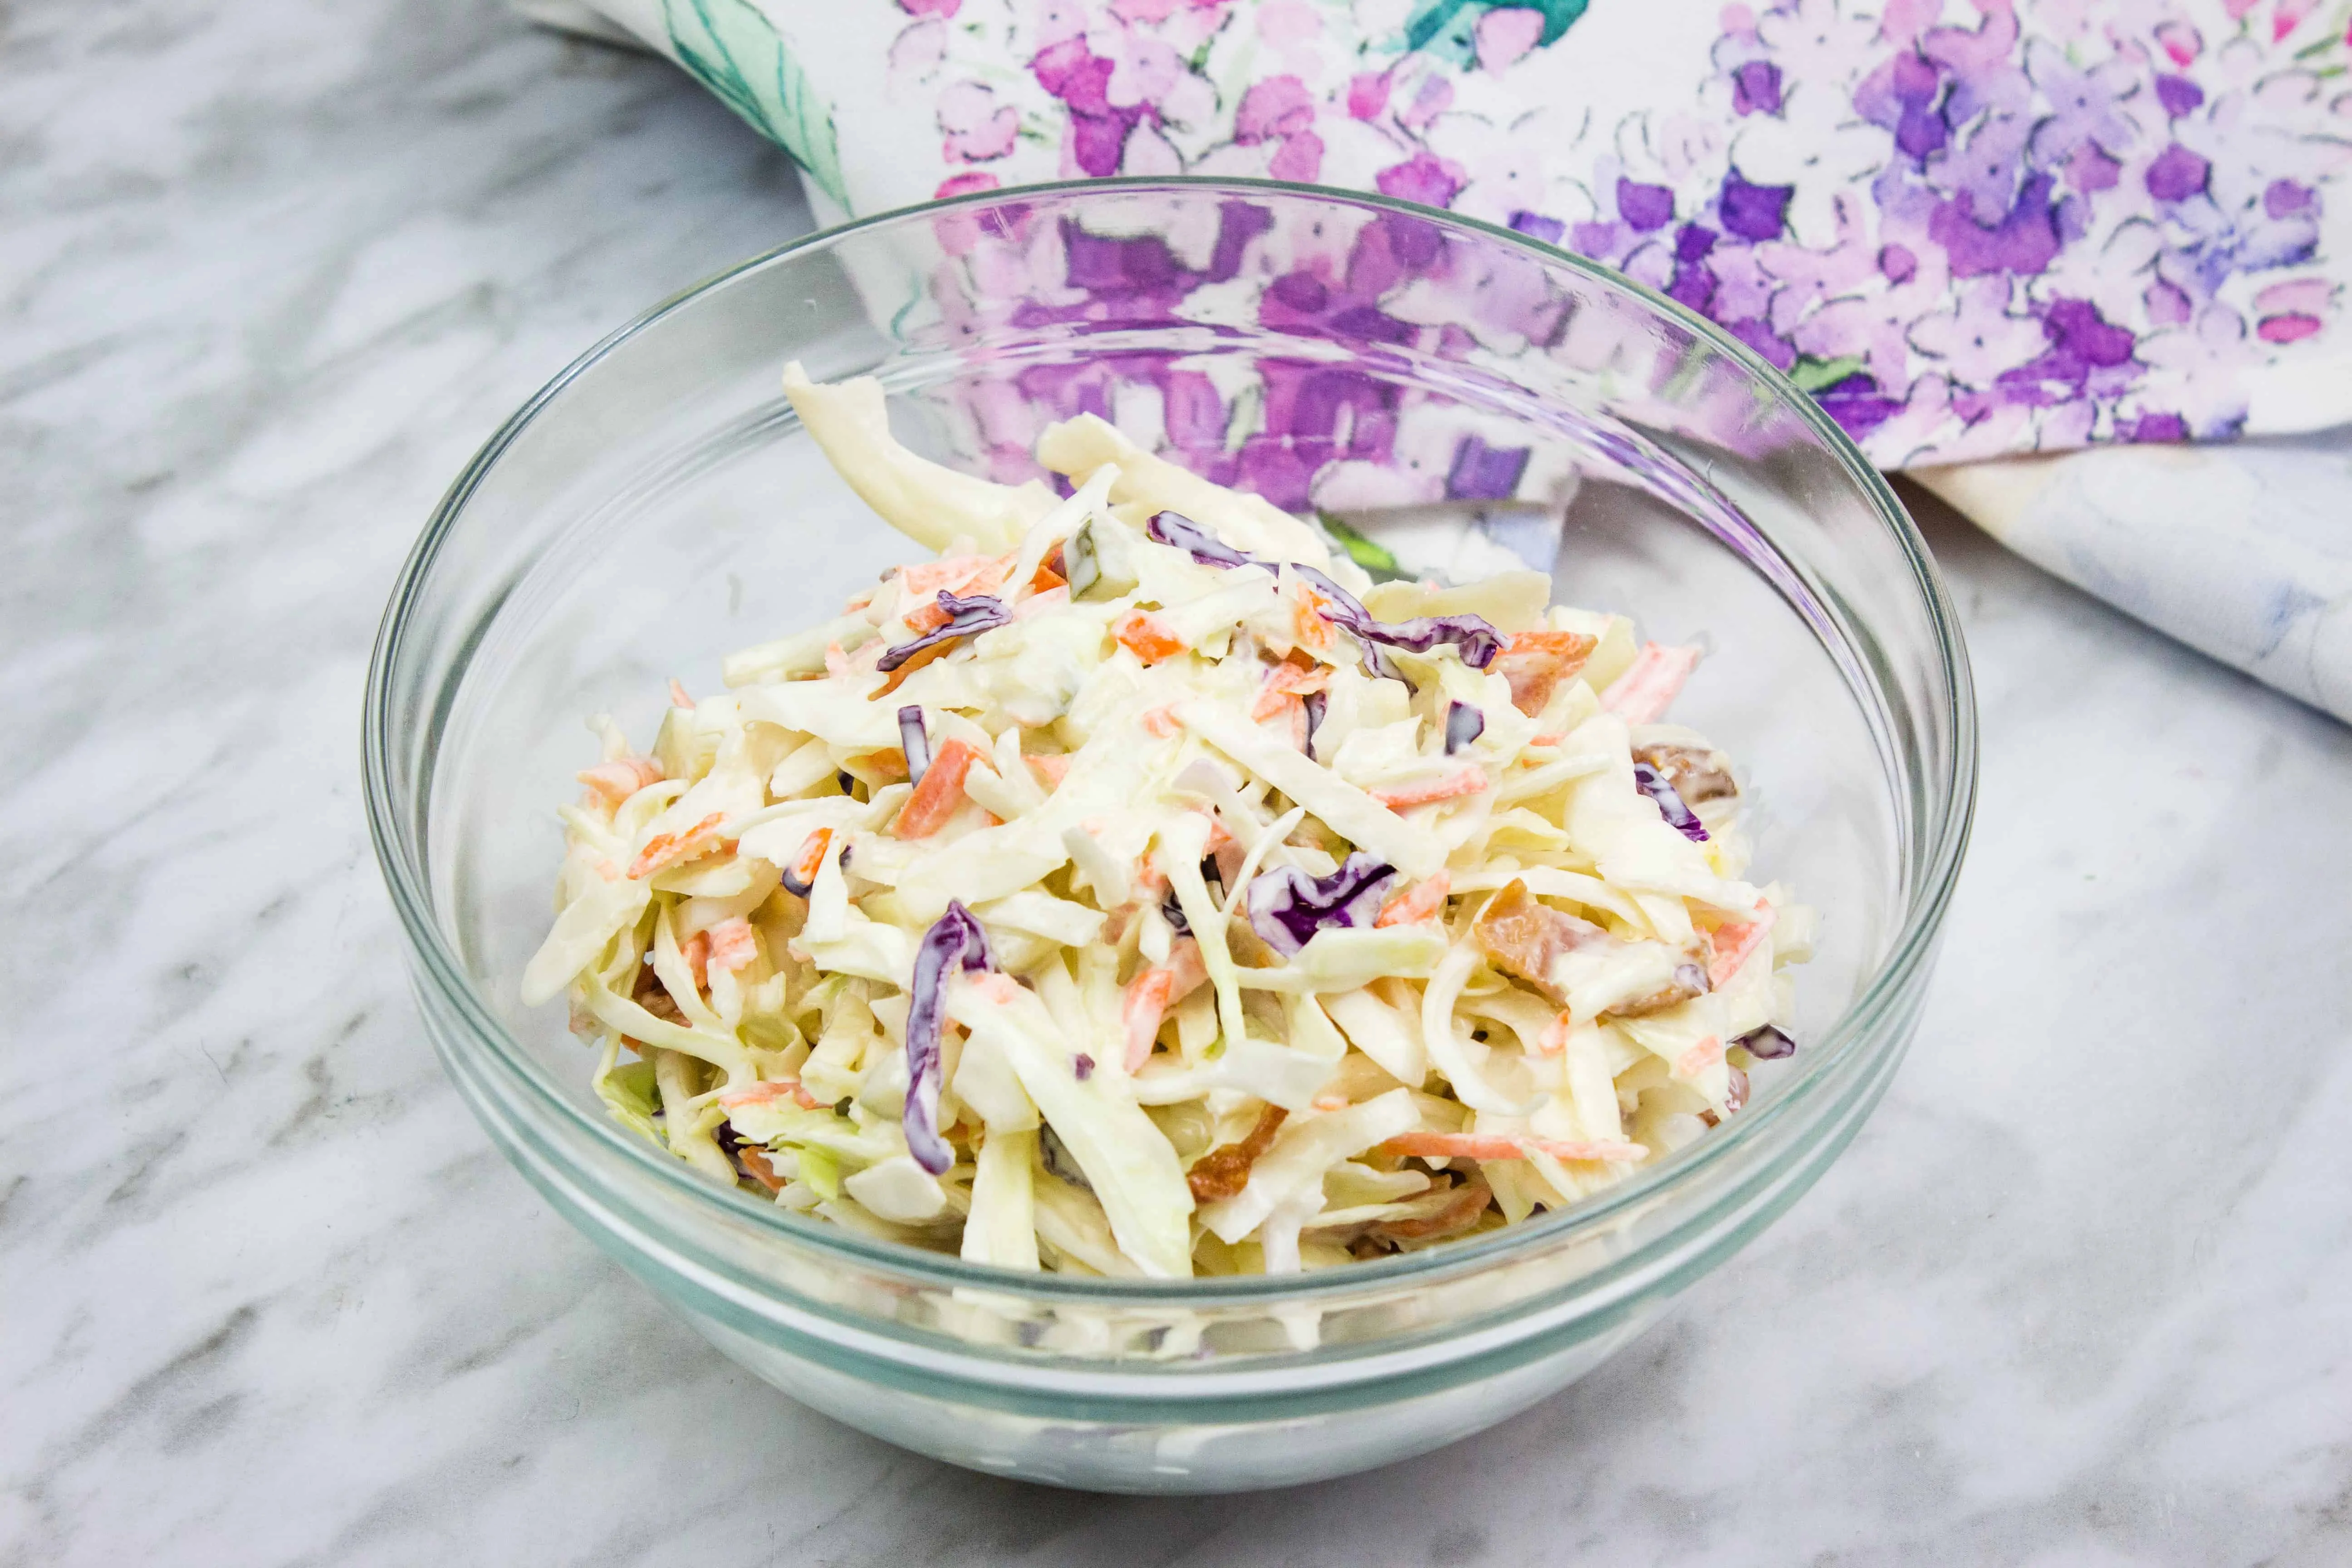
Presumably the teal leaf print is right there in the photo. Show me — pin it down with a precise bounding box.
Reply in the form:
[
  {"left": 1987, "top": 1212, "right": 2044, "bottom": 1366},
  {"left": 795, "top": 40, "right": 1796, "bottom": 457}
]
[
  {"left": 661, "top": 0, "right": 847, "bottom": 207},
  {"left": 1403, "top": 0, "right": 1588, "bottom": 65}
]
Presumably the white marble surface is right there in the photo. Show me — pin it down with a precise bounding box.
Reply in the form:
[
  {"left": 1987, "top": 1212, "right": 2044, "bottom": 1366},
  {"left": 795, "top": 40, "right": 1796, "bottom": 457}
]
[{"left": 6, "top": 3, "right": 2351, "bottom": 1563}]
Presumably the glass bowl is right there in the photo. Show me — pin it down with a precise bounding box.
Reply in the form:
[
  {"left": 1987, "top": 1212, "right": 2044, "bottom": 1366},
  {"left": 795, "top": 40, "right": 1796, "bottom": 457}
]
[{"left": 364, "top": 179, "right": 1975, "bottom": 1493}]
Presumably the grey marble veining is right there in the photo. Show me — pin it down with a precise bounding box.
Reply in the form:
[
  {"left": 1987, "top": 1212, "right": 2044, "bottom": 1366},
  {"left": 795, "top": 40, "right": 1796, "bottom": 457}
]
[{"left": 4, "top": 2, "right": 2349, "bottom": 1564}]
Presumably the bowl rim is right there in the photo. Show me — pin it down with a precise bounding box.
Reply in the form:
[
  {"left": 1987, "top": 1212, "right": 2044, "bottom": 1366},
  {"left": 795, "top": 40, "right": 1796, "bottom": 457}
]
[{"left": 364, "top": 175, "right": 1977, "bottom": 1306}]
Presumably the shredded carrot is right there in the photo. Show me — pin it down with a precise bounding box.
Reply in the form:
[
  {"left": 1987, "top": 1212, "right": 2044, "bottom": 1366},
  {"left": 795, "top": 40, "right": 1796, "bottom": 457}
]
[
  {"left": 897, "top": 553, "right": 1004, "bottom": 612},
  {"left": 1601, "top": 642, "right": 1702, "bottom": 725},
  {"left": 594, "top": 858, "right": 622, "bottom": 882},
  {"left": 1707, "top": 901, "right": 1777, "bottom": 987},
  {"left": 1285, "top": 578, "right": 1338, "bottom": 656},
  {"left": 681, "top": 930, "right": 711, "bottom": 991},
  {"left": 893, "top": 739, "right": 980, "bottom": 838},
  {"left": 1496, "top": 630, "right": 1598, "bottom": 715},
  {"left": 735, "top": 1145, "right": 785, "bottom": 1193},
  {"left": 577, "top": 757, "right": 662, "bottom": 807},
  {"left": 706, "top": 916, "right": 760, "bottom": 976},
  {"left": 1376, "top": 870, "right": 1450, "bottom": 927},
  {"left": 824, "top": 641, "right": 853, "bottom": 680},
  {"left": 1141, "top": 705, "right": 1181, "bottom": 737},
  {"left": 1312, "top": 1094, "right": 1350, "bottom": 1112},
  {"left": 1529, "top": 730, "right": 1568, "bottom": 747},
  {"left": 785, "top": 828, "right": 833, "bottom": 892},
  {"left": 1114, "top": 608, "right": 1186, "bottom": 664},
  {"left": 1029, "top": 547, "right": 1067, "bottom": 594},
  {"left": 1368, "top": 767, "right": 1489, "bottom": 810},
  {"left": 1505, "top": 630, "right": 1597, "bottom": 661},
  {"left": 1535, "top": 1010, "right": 1573, "bottom": 1055},
  {"left": 720, "top": 1079, "right": 823, "bottom": 1111},
  {"left": 627, "top": 812, "right": 729, "bottom": 879},
  {"left": 873, "top": 636, "right": 957, "bottom": 696},
  {"left": 1675, "top": 1035, "right": 1725, "bottom": 1078},
  {"left": 1381, "top": 1131, "right": 1648, "bottom": 1164},
  {"left": 1121, "top": 967, "right": 1176, "bottom": 1072},
  {"left": 1119, "top": 940, "right": 1207, "bottom": 1072},
  {"left": 903, "top": 597, "right": 953, "bottom": 635},
  {"left": 667, "top": 678, "right": 696, "bottom": 709},
  {"left": 1026, "top": 753, "right": 1072, "bottom": 787}
]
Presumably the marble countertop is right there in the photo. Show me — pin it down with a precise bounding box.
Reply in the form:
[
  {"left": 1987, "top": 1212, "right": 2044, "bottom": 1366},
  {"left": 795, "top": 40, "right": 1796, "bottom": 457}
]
[{"left": 7, "top": 2, "right": 2350, "bottom": 1563}]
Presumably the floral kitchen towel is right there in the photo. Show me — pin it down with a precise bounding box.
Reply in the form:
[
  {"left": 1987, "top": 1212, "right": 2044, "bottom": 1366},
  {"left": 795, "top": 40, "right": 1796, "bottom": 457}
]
[{"left": 521, "top": 0, "right": 2352, "bottom": 718}]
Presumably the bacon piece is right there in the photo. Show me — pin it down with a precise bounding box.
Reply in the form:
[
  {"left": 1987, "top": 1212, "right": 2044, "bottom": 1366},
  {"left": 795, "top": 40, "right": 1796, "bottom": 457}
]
[
  {"left": 1471, "top": 880, "right": 1612, "bottom": 1002},
  {"left": 1494, "top": 630, "right": 1597, "bottom": 716},
  {"left": 705, "top": 916, "right": 760, "bottom": 976},
  {"left": 892, "top": 739, "right": 980, "bottom": 838},
  {"left": 1632, "top": 740, "right": 1738, "bottom": 805},
  {"left": 1113, "top": 608, "right": 1186, "bottom": 664},
  {"left": 1185, "top": 1104, "right": 1289, "bottom": 1202},
  {"left": 577, "top": 757, "right": 662, "bottom": 807},
  {"left": 1375, "top": 870, "right": 1450, "bottom": 927},
  {"left": 1368, "top": 767, "right": 1488, "bottom": 810},
  {"left": 1362, "top": 1175, "right": 1493, "bottom": 1246},
  {"left": 627, "top": 812, "right": 729, "bottom": 879},
  {"left": 1601, "top": 642, "right": 1701, "bottom": 725}
]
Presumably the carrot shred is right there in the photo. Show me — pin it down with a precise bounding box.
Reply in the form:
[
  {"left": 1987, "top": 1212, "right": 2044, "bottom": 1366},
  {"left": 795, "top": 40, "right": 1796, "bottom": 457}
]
[
  {"left": 681, "top": 930, "right": 711, "bottom": 990},
  {"left": 785, "top": 827, "right": 834, "bottom": 891},
  {"left": 1495, "top": 630, "right": 1598, "bottom": 716},
  {"left": 873, "top": 636, "right": 956, "bottom": 697},
  {"left": 893, "top": 739, "right": 980, "bottom": 838},
  {"left": 577, "top": 757, "right": 662, "bottom": 807},
  {"left": 1367, "top": 767, "right": 1488, "bottom": 810},
  {"left": 1381, "top": 1131, "right": 1648, "bottom": 1164},
  {"left": 1141, "top": 705, "right": 1181, "bottom": 737},
  {"left": 1707, "top": 901, "right": 1777, "bottom": 987},
  {"left": 627, "top": 812, "right": 729, "bottom": 879},
  {"left": 1375, "top": 870, "right": 1450, "bottom": 927},
  {"left": 1675, "top": 1035, "right": 1725, "bottom": 1078},
  {"left": 706, "top": 916, "right": 760, "bottom": 976},
  {"left": 735, "top": 1145, "right": 785, "bottom": 1193},
  {"left": 1113, "top": 608, "right": 1186, "bottom": 664},
  {"left": 667, "top": 678, "right": 696, "bottom": 709},
  {"left": 1026, "top": 753, "right": 1072, "bottom": 787},
  {"left": 1601, "top": 642, "right": 1702, "bottom": 725}
]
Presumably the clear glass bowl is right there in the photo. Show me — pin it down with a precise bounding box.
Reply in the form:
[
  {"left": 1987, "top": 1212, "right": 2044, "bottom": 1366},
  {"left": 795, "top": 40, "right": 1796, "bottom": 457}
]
[{"left": 364, "top": 179, "right": 1975, "bottom": 1493}]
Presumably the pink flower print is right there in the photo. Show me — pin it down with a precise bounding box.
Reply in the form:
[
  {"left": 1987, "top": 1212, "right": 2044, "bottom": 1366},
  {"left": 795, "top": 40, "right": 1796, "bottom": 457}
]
[
  {"left": 1477, "top": 6, "right": 1546, "bottom": 72},
  {"left": 2253, "top": 277, "right": 2331, "bottom": 343},
  {"left": 934, "top": 171, "right": 1001, "bottom": 201},
  {"left": 1729, "top": 113, "right": 1886, "bottom": 244},
  {"left": 1426, "top": 108, "right": 1591, "bottom": 229},
  {"left": 2022, "top": 39, "right": 2139, "bottom": 168},
  {"left": 1376, "top": 149, "right": 1467, "bottom": 209},
  {"left": 898, "top": 0, "right": 960, "bottom": 15},
  {"left": 1032, "top": 0, "right": 1088, "bottom": 49},
  {"left": 2143, "top": 277, "right": 2192, "bottom": 324},
  {"left": 1909, "top": 276, "right": 2047, "bottom": 386},
  {"left": 1348, "top": 72, "right": 1392, "bottom": 120},
  {"left": 2272, "top": 0, "right": 2318, "bottom": 44},
  {"left": 1032, "top": 36, "right": 1140, "bottom": 177},
  {"left": 939, "top": 80, "right": 1020, "bottom": 164},
  {"left": 1707, "top": 241, "right": 1777, "bottom": 323},
  {"left": 1121, "top": 121, "right": 1185, "bottom": 175},
  {"left": 1237, "top": 76, "right": 1316, "bottom": 143},
  {"left": 1111, "top": 0, "right": 1176, "bottom": 20},
  {"left": 1398, "top": 71, "right": 1455, "bottom": 133},
  {"left": 1754, "top": 189, "right": 1884, "bottom": 324},
  {"left": 1854, "top": 52, "right": 1949, "bottom": 161},
  {"left": 1931, "top": 108, "right": 2032, "bottom": 214},
  {"left": 2153, "top": 20, "right": 2201, "bottom": 67}
]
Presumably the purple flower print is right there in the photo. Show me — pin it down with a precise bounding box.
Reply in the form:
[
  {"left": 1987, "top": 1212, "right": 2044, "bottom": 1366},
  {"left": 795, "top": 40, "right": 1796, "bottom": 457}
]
[
  {"left": 939, "top": 80, "right": 1020, "bottom": 164},
  {"left": 2146, "top": 143, "right": 2210, "bottom": 203},
  {"left": 1446, "top": 434, "right": 1529, "bottom": 500},
  {"left": 2154, "top": 75, "right": 2204, "bottom": 119},
  {"left": 2265, "top": 180, "right": 2316, "bottom": 219},
  {"left": 2022, "top": 39, "right": 2138, "bottom": 169},
  {"left": 1732, "top": 60, "right": 1783, "bottom": 116},
  {"left": 1909, "top": 277, "right": 2048, "bottom": 385},
  {"left": 1617, "top": 178, "right": 1676, "bottom": 232},
  {"left": 1720, "top": 171, "right": 1792, "bottom": 240},
  {"left": 1930, "top": 173, "right": 2062, "bottom": 278},
  {"left": 1510, "top": 211, "right": 1565, "bottom": 243},
  {"left": 1032, "top": 37, "right": 1140, "bottom": 177},
  {"left": 2128, "top": 411, "right": 2188, "bottom": 442},
  {"left": 1995, "top": 296, "right": 2138, "bottom": 405}
]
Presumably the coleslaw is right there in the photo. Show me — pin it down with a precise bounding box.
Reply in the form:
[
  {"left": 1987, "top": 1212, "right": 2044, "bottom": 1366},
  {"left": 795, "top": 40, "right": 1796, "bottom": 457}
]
[{"left": 523, "top": 364, "right": 1815, "bottom": 1278}]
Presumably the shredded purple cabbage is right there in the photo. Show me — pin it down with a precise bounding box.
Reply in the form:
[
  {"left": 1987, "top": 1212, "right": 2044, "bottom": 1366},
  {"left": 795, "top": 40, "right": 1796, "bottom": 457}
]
[
  {"left": 1073, "top": 1053, "right": 1095, "bottom": 1081},
  {"left": 876, "top": 591, "right": 1011, "bottom": 672},
  {"left": 1301, "top": 689, "right": 1327, "bottom": 754},
  {"left": 1147, "top": 510, "right": 1255, "bottom": 570},
  {"left": 1245, "top": 853, "right": 1399, "bottom": 956},
  {"left": 1736, "top": 1024, "right": 1796, "bottom": 1060},
  {"left": 897, "top": 705, "right": 931, "bottom": 786},
  {"left": 1444, "top": 701, "right": 1485, "bottom": 754},
  {"left": 1292, "top": 564, "right": 1501, "bottom": 670},
  {"left": 904, "top": 901, "right": 994, "bottom": 1174},
  {"left": 1632, "top": 760, "right": 1710, "bottom": 842}
]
